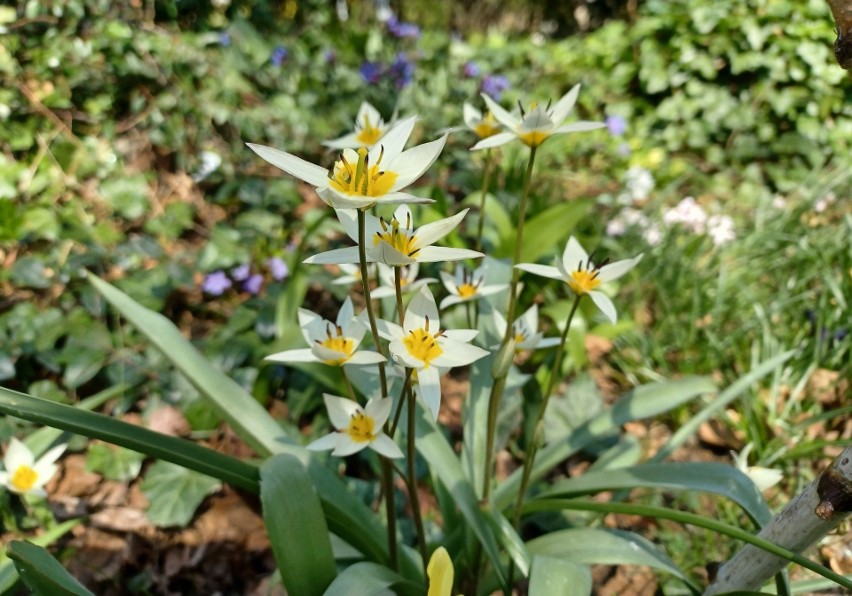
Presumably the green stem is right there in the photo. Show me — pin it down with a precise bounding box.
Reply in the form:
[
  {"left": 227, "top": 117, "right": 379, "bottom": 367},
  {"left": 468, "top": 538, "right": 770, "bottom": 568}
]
[
  {"left": 357, "top": 209, "right": 396, "bottom": 571},
  {"left": 474, "top": 149, "right": 494, "bottom": 253},
  {"left": 482, "top": 145, "right": 538, "bottom": 501},
  {"left": 340, "top": 366, "right": 357, "bottom": 402},
  {"left": 526, "top": 499, "right": 852, "bottom": 592}
]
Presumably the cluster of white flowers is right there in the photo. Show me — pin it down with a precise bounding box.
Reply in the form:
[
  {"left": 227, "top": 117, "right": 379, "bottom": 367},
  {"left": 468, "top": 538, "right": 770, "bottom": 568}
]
[
  {"left": 617, "top": 166, "right": 655, "bottom": 205},
  {"left": 706, "top": 214, "right": 735, "bottom": 246},
  {"left": 662, "top": 196, "right": 708, "bottom": 233}
]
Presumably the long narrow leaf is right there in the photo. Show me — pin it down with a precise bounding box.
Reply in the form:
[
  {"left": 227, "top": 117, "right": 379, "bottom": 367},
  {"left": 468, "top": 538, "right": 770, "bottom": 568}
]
[
  {"left": 7, "top": 541, "right": 94, "bottom": 596},
  {"left": 492, "top": 376, "right": 716, "bottom": 510},
  {"left": 88, "top": 274, "right": 289, "bottom": 456},
  {"left": 0, "top": 519, "right": 82, "bottom": 593},
  {"left": 322, "top": 562, "right": 422, "bottom": 596},
  {"left": 261, "top": 454, "right": 337, "bottom": 596},
  {"left": 537, "top": 462, "right": 771, "bottom": 526}
]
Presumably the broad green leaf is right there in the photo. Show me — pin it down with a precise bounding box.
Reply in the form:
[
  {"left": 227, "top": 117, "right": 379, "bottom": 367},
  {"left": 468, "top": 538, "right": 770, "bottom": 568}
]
[
  {"left": 322, "top": 562, "right": 422, "bottom": 596},
  {"left": 415, "top": 410, "right": 508, "bottom": 589},
  {"left": 0, "top": 520, "right": 82, "bottom": 593},
  {"left": 651, "top": 351, "right": 794, "bottom": 462},
  {"left": 7, "top": 541, "right": 93, "bottom": 596},
  {"left": 86, "top": 443, "right": 145, "bottom": 482},
  {"left": 141, "top": 461, "right": 222, "bottom": 527},
  {"left": 261, "top": 454, "right": 336, "bottom": 596},
  {"left": 492, "top": 376, "right": 716, "bottom": 510},
  {"left": 88, "top": 274, "right": 289, "bottom": 456},
  {"left": 528, "top": 555, "right": 591, "bottom": 596},
  {"left": 537, "top": 462, "right": 771, "bottom": 526},
  {"left": 527, "top": 528, "right": 697, "bottom": 590},
  {"left": 519, "top": 199, "right": 592, "bottom": 263}
]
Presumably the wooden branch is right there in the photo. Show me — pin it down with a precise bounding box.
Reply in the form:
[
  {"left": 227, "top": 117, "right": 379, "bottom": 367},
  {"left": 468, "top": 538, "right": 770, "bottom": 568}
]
[
  {"left": 704, "top": 446, "right": 852, "bottom": 594},
  {"left": 827, "top": 0, "right": 852, "bottom": 69}
]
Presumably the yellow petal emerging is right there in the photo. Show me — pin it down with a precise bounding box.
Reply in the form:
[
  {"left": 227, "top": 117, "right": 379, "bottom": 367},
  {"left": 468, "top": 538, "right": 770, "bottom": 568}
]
[{"left": 427, "top": 547, "right": 454, "bottom": 596}]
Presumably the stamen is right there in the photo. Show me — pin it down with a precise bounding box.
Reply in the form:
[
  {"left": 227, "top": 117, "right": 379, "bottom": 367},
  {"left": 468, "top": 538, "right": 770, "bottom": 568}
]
[
  {"left": 517, "top": 100, "right": 526, "bottom": 118},
  {"left": 424, "top": 316, "right": 430, "bottom": 332}
]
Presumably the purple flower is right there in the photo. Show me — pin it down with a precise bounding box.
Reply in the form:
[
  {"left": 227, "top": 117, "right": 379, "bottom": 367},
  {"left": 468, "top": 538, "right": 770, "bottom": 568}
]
[
  {"left": 267, "top": 257, "right": 289, "bottom": 281},
  {"left": 606, "top": 115, "right": 627, "bottom": 137},
  {"left": 360, "top": 61, "right": 384, "bottom": 84},
  {"left": 270, "top": 45, "right": 288, "bottom": 67},
  {"left": 463, "top": 61, "right": 480, "bottom": 78},
  {"left": 218, "top": 32, "right": 231, "bottom": 47},
  {"left": 243, "top": 274, "right": 264, "bottom": 295},
  {"left": 389, "top": 53, "right": 414, "bottom": 89},
  {"left": 481, "top": 74, "right": 510, "bottom": 100},
  {"left": 202, "top": 271, "right": 232, "bottom": 296},
  {"left": 231, "top": 264, "right": 251, "bottom": 281},
  {"left": 387, "top": 15, "right": 421, "bottom": 39},
  {"left": 325, "top": 49, "right": 337, "bottom": 64}
]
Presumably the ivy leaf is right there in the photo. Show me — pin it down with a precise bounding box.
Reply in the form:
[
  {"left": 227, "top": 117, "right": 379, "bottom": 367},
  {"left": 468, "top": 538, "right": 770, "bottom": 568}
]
[
  {"left": 86, "top": 444, "right": 145, "bottom": 482},
  {"left": 141, "top": 461, "right": 221, "bottom": 527}
]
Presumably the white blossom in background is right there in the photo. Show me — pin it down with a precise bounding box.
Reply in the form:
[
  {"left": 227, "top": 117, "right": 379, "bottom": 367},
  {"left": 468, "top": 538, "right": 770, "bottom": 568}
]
[
  {"left": 814, "top": 191, "right": 836, "bottom": 213},
  {"left": 323, "top": 101, "right": 395, "bottom": 150},
  {"left": 493, "top": 304, "right": 561, "bottom": 352},
  {"left": 643, "top": 224, "right": 662, "bottom": 246},
  {"left": 707, "top": 215, "right": 735, "bottom": 246},
  {"left": 331, "top": 263, "right": 370, "bottom": 287},
  {"left": 771, "top": 195, "right": 786, "bottom": 210},
  {"left": 617, "top": 166, "right": 655, "bottom": 205},
  {"left": 307, "top": 395, "right": 402, "bottom": 458},
  {"left": 192, "top": 151, "right": 222, "bottom": 182},
  {"left": 663, "top": 196, "right": 708, "bottom": 234},
  {"left": 606, "top": 208, "right": 649, "bottom": 238},
  {"left": 372, "top": 263, "right": 436, "bottom": 299},
  {"left": 461, "top": 103, "right": 503, "bottom": 140},
  {"left": 439, "top": 264, "right": 507, "bottom": 309},
  {"left": 0, "top": 439, "right": 66, "bottom": 497},
  {"left": 731, "top": 444, "right": 782, "bottom": 492}
]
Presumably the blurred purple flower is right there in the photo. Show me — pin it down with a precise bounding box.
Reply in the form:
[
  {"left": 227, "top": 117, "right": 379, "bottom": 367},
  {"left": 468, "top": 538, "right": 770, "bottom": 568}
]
[
  {"left": 244, "top": 274, "right": 264, "bottom": 295},
  {"left": 360, "top": 61, "right": 384, "bottom": 84},
  {"left": 463, "top": 61, "right": 480, "bottom": 78},
  {"left": 325, "top": 49, "right": 337, "bottom": 64},
  {"left": 231, "top": 264, "right": 251, "bottom": 281},
  {"left": 606, "top": 115, "right": 627, "bottom": 137},
  {"left": 202, "top": 271, "right": 232, "bottom": 296},
  {"left": 389, "top": 53, "right": 415, "bottom": 89},
  {"left": 218, "top": 32, "right": 231, "bottom": 47},
  {"left": 481, "top": 74, "right": 510, "bottom": 100},
  {"left": 267, "top": 257, "right": 289, "bottom": 281},
  {"left": 271, "top": 45, "right": 288, "bottom": 67},
  {"left": 387, "top": 15, "right": 421, "bottom": 39}
]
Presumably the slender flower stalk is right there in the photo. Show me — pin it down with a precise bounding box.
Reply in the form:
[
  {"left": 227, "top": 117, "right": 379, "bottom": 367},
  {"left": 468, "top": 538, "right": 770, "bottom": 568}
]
[
  {"left": 482, "top": 145, "right": 537, "bottom": 500},
  {"left": 475, "top": 149, "right": 494, "bottom": 253},
  {"left": 357, "top": 208, "right": 397, "bottom": 570}
]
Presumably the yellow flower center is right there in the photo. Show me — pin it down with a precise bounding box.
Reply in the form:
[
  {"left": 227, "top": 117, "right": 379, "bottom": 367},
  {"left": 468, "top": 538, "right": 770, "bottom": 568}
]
[
  {"left": 11, "top": 465, "right": 38, "bottom": 492},
  {"left": 518, "top": 130, "right": 550, "bottom": 147},
  {"left": 403, "top": 328, "right": 443, "bottom": 368},
  {"left": 473, "top": 112, "right": 501, "bottom": 139},
  {"left": 329, "top": 147, "right": 398, "bottom": 197},
  {"left": 567, "top": 269, "right": 601, "bottom": 295},
  {"left": 346, "top": 411, "right": 376, "bottom": 443},
  {"left": 356, "top": 116, "right": 383, "bottom": 146},
  {"left": 457, "top": 283, "right": 478, "bottom": 298},
  {"left": 514, "top": 332, "right": 526, "bottom": 345},
  {"left": 317, "top": 323, "right": 354, "bottom": 365},
  {"left": 373, "top": 213, "right": 420, "bottom": 259}
]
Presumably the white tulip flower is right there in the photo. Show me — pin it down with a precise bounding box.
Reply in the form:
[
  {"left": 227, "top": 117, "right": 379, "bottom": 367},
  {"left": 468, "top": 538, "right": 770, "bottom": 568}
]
[
  {"left": 323, "top": 101, "right": 396, "bottom": 149},
  {"left": 0, "top": 438, "right": 66, "bottom": 497},
  {"left": 493, "top": 304, "right": 561, "bottom": 352},
  {"left": 439, "top": 264, "right": 507, "bottom": 309},
  {"left": 307, "top": 395, "right": 402, "bottom": 458}
]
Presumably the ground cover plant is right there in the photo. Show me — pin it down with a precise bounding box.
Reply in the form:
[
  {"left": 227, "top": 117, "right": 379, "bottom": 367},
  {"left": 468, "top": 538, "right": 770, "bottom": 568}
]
[{"left": 0, "top": 0, "right": 850, "bottom": 593}]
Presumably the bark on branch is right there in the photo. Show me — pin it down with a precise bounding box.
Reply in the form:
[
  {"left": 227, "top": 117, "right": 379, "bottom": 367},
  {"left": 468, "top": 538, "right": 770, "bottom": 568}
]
[
  {"left": 827, "top": 0, "right": 852, "bottom": 69},
  {"left": 704, "top": 446, "right": 852, "bottom": 594}
]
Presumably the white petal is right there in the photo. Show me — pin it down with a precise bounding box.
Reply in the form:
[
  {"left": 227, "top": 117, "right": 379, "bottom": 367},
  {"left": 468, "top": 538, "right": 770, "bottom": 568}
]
[
  {"left": 316, "top": 187, "right": 377, "bottom": 210},
  {"left": 554, "top": 121, "right": 606, "bottom": 134},
  {"left": 378, "top": 242, "right": 415, "bottom": 266},
  {"left": 463, "top": 103, "right": 481, "bottom": 128},
  {"left": 588, "top": 291, "right": 617, "bottom": 324},
  {"left": 535, "top": 337, "right": 563, "bottom": 349},
  {"left": 322, "top": 132, "right": 362, "bottom": 150},
  {"left": 439, "top": 295, "right": 466, "bottom": 309},
  {"left": 4, "top": 438, "right": 34, "bottom": 471},
  {"left": 562, "top": 236, "right": 590, "bottom": 270},
  {"left": 357, "top": 101, "right": 383, "bottom": 129},
  {"left": 515, "top": 263, "right": 562, "bottom": 280},
  {"left": 373, "top": 115, "right": 417, "bottom": 161},
  {"left": 747, "top": 466, "right": 783, "bottom": 492},
  {"left": 387, "top": 134, "right": 448, "bottom": 191},
  {"left": 265, "top": 348, "right": 320, "bottom": 364},
  {"left": 549, "top": 84, "right": 581, "bottom": 125},
  {"left": 439, "top": 270, "right": 457, "bottom": 294},
  {"left": 306, "top": 432, "right": 340, "bottom": 452},
  {"left": 493, "top": 310, "right": 508, "bottom": 339},
  {"left": 31, "top": 463, "right": 58, "bottom": 489},
  {"left": 417, "top": 367, "right": 442, "bottom": 421},
  {"left": 303, "top": 247, "right": 364, "bottom": 265},
  {"left": 477, "top": 284, "right": 507, "bottom": 297},
  {"left": 416, "top": 246, "right": 483, "bottom": 263},
  {"left": 332, "top": 436, "right": 369, "bottom": 457},
  {"left": 431, "top": 340, "right": 490, "bottom": 367},
  {"left": 312, "top": 344, "right": 349, "bottom": 363},
  {"left": 388, "top": 340, "right": 424, "bottom": 369},
  {"left": 471, "top": 132, "right": 515, "bottom": 151},
  {"left": 518, "top": 108, "right": 555, "bottom": 133},
  {"left": 364, "top": 397, "right": 393, "bottom": 428},
  {"left": 334, "top": 208, "right": 361, "bottom": 243},
  {"left": 370, "top": 286, "right": 395, "bottom": 299},
  {"left": 481, "top": 93, "right": 519, "bottom": 129},
  {"left": 298, "top": 308, "right": 325, "bottom": 342},
  {"left": 324, "top": 394, "right": 361, "bottom": 430},
  {"left": 520, "top": 303, "right": 539, "bottom": 331},
  {"left": 246, "top": 143, "right": 330, "bottom": 188},
  {"left": 414, "top": 209, "right": 468, "bottom": 249},
  {"left": 404, "top": 286, "right": 440, "bottom": 331},
  {"left": 345, "top": 351, "right": 388, "bottom": 365},
  {"left": 374, "top": 191, "right": 435, "bottom": 206},
  {"left": 443, "top": 329, "right": 479, "bottom": 342},
  {"left": 374, "top": 317, "right": 404, "bottom": 341},
  {"left": 596, "top": 254, "right": 643, "bottom": 283},
  {"left": 370, "top": 434, "right": 404, "bottom": 459}
]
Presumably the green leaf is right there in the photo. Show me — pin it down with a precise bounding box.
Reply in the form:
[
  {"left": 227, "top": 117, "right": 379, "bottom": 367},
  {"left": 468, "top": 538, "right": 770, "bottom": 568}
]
[
  {"left": 88, "top": 274, "right": 289, "bottom": 456},
  {"left": 261, "top": 454, "right": 336, "bottom": 596},
  {"left": 492, "top": 376, "right": 716, "bottom": 510},
  {"left": 527, "top": 528, "right": 697, "bottom": 590},
  {"left": 86, "top": 443, "right": 145, "bottom": 482},
  {"left": 322, "top": 562, "right": 422, "bottom": 596},
  {"left": 528, "top": 555, "right": 591, "bottom": 596},
  {"left": 538, "top": 462, "right": 771, "bottom": 526},
  {"left": 7, "top": 541, "right": 93, "bottom": 596},
  {"left": 519, "top": 199, "right": 592, "bottom": 263},
  {"left": 415, "top": 410, "right": 508, "bottom": 589},
  {"left": 141, "top": 461, "right": 222, "bottom": 527},
  {"left": 0, "top": 519, "right": 82, "bottom": 593}
]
